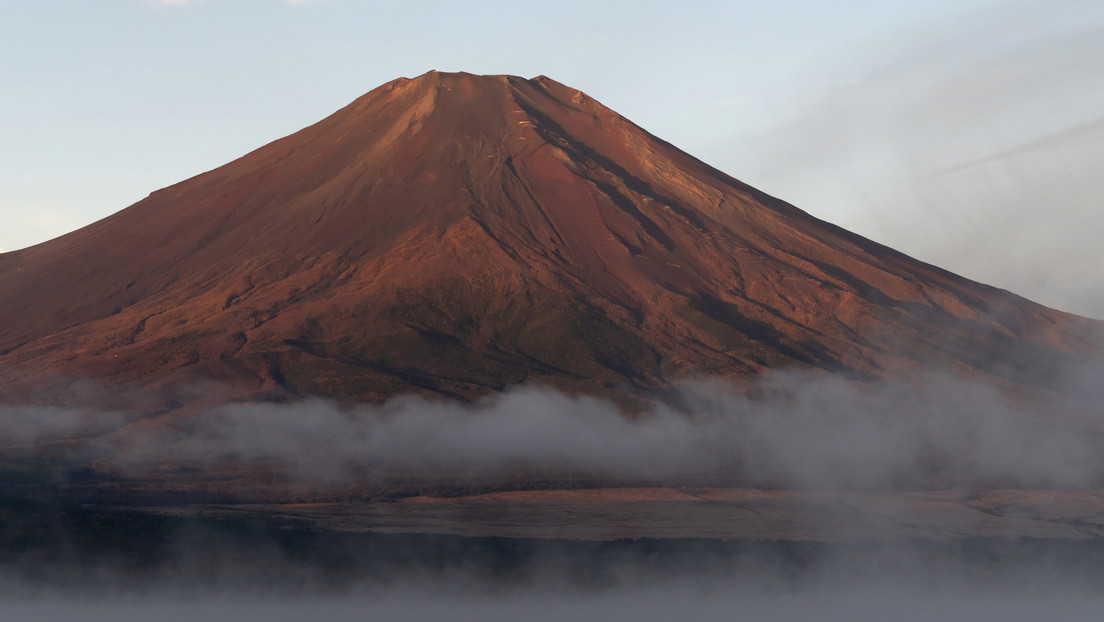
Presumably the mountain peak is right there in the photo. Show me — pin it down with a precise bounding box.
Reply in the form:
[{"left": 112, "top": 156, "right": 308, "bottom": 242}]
[{"left": 0, "top": 73, "right": 1099, "bottom": 409}]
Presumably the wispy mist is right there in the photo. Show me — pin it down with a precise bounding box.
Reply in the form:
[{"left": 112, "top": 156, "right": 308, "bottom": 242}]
[
  {"left": 3, "top": 371, "right": 1101, "bottom": 492},
  {"left": 4, "top": 371, "right": 1104, "bottom": 617},
  {"left": 711, "top": 0, "right": 1104, "bottom": 318},
  {"left": 4, "top": 534, "right": 1104, "bottom": 622},
  {"left": 6, "top": 586, "right": 1104, "bottom": 622},
  {"left": 129, "top": 373, "right": 1102, "bottom": 489}
]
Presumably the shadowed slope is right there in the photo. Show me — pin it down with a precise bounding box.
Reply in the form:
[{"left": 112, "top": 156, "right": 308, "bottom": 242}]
[{"left": 0, "top": 71, "right": 1100, "bottom": 408}]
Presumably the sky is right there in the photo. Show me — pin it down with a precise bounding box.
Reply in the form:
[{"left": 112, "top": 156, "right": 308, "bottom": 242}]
[{"left": 2, "top": 0, "right": 1103, "bottom": 316}]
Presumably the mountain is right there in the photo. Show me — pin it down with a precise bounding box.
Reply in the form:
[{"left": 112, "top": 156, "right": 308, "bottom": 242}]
[{"left": 0, "top": 71, "right": 1099, "bottom": 409}]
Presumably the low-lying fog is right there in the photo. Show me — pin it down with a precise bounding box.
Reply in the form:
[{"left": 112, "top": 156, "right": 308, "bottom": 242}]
[
  {"left": 4, "top": 587, "right": 1104, "bottom": 622},
  {"left": 4, "top": 370, "right": 1104, "bottom": 490},
  {"left": 4, "top": 370, "right": 1104, "bottom": 620},
  {"left": 3, "top": 534, "right": 1104, "bottom": 622}
]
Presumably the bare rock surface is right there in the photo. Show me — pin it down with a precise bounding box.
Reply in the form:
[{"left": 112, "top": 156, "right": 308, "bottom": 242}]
[{"left": 1, "top": 71, "right": 1099, "bottom": 409}]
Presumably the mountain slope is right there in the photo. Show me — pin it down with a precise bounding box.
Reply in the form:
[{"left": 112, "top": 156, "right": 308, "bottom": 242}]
[{"left": 0, "top": 71, "right": 1099, "bottom": 407}]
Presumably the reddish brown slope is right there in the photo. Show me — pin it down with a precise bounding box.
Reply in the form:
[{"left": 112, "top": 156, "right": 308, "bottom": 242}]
[{"left": 0, "top": 71, "right": 1099, "bottom": 406}]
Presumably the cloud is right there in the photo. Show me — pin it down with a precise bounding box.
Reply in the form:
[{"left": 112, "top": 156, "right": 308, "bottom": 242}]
[
  {"left": 711, "top": 3, "right": 1104, "bottom": 318},
  {"left": 5, "top": 374, "right": 1104, "bottom": 606},
  {"left": 7, "top": 370, "right": 1103, "bottom": 492},
  {"left": 7, "top": 583, "right": 1104, "bottom": 622}
]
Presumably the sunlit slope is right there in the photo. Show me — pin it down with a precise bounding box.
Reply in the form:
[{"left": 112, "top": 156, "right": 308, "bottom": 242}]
[{"left": 0, "top": 71, "right": 1099, "bottom": 405}]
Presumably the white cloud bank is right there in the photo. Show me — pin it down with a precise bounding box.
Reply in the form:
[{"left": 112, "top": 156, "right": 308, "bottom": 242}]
[{"left": 6, "top": 371, "right": 1103, "bottom": 491}]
